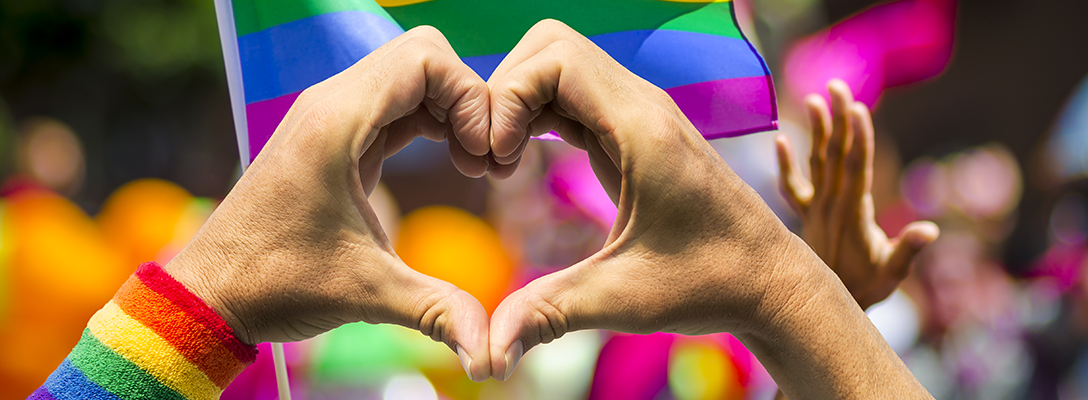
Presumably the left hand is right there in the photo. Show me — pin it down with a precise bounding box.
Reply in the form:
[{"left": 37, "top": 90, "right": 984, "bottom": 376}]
[
  {"left": 165, "top": 26, "right": 494, "bottom": 381},
  {"left": 774, "top": 80, "right": 939, "bottom": 309}
]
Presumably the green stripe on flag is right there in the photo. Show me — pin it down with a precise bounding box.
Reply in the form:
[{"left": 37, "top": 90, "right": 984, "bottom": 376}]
[
  {"left": 67, "top": 329, "right": 187, "bottom": 400},
  {"left": 233, "top": 0, "right": 399, "bottom": 36},
  {"left": 386, "top": 0, "right": 741, "bottom": 57},
  {"left": 660, "top": 2, "right": 741, "bottom": 39}
]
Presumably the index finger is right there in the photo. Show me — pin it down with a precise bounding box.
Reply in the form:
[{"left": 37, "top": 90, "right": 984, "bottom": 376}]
[
  {"left": 488, "top": 20, "right": 690, "bottom": 168},
  {"left": 277, "top": 26, "right": 490, "bottom": 164}
]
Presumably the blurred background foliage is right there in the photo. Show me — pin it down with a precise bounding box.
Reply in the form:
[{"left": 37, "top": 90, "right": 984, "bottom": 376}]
[{"left": 0, "top": 0, "right": 237, "bottom": 211}]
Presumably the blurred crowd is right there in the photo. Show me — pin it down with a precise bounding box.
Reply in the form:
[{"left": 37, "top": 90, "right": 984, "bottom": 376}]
[{"left": 2, "top": 0, "right": 1088, "bottom": 399}]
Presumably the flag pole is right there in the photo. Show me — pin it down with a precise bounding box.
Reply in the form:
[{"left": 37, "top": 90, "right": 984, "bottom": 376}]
[{"left": 213, "top": 0, "right": 290, "bottom": 399}]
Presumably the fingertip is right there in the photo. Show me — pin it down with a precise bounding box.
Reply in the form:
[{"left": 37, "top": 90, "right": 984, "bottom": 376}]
[
  {"left": 774, "top": 135, "right": 793, "bottom": 169},
  {"left": 804, "top": 95, "right": 830, "bottom": 133},
  {"left": 775, "top": 133, "right": 790, "bottom": 148},
  {"left": 458, "top": 344, "right": 491, "bottom": 382},
  {"left": 448, "top": 291, "right": 492, "bottom": 382},
  {"left": 492, "top": 135, "right": 526, "bottom": 159},
  {"left": 827, "top": 78, "right": 850, "bottom": 97},
  {"left": 827, "top": 79, "right": 855, "bottom": 111},
  {"left": 804, "top": 93, "right": 826, "bottom": 110},
  {"left": 848, "top": 103, "right": 872, "bottom": 128},
  {"left": 493, "top": 133, "right": 530, "bottom": 166},
  {"left": 486, "top": 290, "right": 541, "bottom": 381},
  {"left": 502, "top": 339, "right": 525, "bottom": 381},
  {"left": 903, "top": 221, "right": 940, "bottom": 249},
  {"left": 489, "top": 106, "right": 530, "bottom": 160},
  {"left": 448, "top": 137, "right": 490, "bottom": 178},
  {"left": 452, "top": 112, "right": 493, "bottom": 158},
  {"left": 488, "top": 156, "right": 523, "bottom": 180}
]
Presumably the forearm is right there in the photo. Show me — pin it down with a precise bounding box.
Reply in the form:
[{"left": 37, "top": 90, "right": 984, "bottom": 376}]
[
  {"left": 30, "top": 262, "right": 257, "bottom": 400},
  {"left": 739, "top": 237, "right": 931, "bottom": 400}
]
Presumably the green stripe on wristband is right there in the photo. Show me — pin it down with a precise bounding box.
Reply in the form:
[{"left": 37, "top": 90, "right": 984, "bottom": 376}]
[{"left": 67, "top": 329, "right": 186, "bottom": 400}]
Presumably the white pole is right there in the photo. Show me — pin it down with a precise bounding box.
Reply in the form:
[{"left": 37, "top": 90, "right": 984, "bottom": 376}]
[
  {"left": 213, "top": 1, "right": 287, "bottom": 398},
  {"left": 271, "top": 342, "right": 292, "bottom": 400}
]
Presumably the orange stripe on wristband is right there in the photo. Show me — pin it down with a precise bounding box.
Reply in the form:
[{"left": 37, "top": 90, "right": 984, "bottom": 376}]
[
  {"left": 113, "top": 275, "right": 246, "bottom": 388},
  {"left": 135, "top": 263, "right": 258, "bottom": 364}
]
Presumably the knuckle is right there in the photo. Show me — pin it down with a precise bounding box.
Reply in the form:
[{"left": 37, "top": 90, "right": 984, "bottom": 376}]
[
  {"left": 529, "top": 18, "right": 576, "bottom": 37},
  {"left": 406, "top": 24, "right": 443, "bottom": 40},
  {"left": 294, "top": 85, "right": 323, "bottom": 107},
  {"left": 524, "top": 291, "right": 568, "bottom": 345},
  {"left": 416, "top": 290, "right": 457, "bottom": 339},
  {"left": 543, "top": 39, "right": 581, "bottom": 60},
  {"left": 293, "top": 99, "right": 339, "bottom": 141},
  {"left": 399, "top": 35, "right": 438, "bottom": 56}
]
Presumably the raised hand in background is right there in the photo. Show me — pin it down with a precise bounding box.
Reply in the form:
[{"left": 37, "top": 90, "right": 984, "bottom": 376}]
[{"left": 774, "top": 80, "right": 940, "bottom": 309}]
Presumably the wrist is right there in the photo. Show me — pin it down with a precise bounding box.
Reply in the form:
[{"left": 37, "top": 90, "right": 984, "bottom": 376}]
[
  {"left": 46, "top": 262, "right": 261, "bottom": 400},
  {"left": 735, "top": 234, "right": 927, "bottom": 399},
  {"left": 742, "top": 231, "right": 844, "bottom": 339},
  {"left": 164, "top": 215, "right": 256, "bottom": 345}
]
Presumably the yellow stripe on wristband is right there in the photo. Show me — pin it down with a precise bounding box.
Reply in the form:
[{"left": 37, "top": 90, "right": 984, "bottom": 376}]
[{"left": 87, "top": 301, "right": 221, "bottom": 400}]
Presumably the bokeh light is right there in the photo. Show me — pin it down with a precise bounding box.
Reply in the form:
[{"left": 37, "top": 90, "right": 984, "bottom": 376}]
[
  {"left": 3, "top": 0, "right": 1088, "bottom": 398},
  {"left": 397, "top": 206, "right": 515, "bottom": 315}
]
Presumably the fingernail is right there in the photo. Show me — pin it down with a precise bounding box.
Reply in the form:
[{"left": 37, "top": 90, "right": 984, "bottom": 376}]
[
  {"left": 457, "top": 345, "right": 476, "bottom": 381},
  {"left": 483, "top": 154, "right": 494, "bottom": 173},
  {"left": 503, "top": 339, "right": 524, "bottom": 381}
]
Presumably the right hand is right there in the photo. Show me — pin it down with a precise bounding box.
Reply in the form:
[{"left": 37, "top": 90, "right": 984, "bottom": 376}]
[
  {"left": 484, "top": 20, "right": 931, "bottom": 399},
  {"left": 774, "top": 80, "right": 938, "bottom": 309}
]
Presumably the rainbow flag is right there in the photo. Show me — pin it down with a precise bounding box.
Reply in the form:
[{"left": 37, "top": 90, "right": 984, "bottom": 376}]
[{"left": 214, "top": 0, "right": 778, "bottom": 165}]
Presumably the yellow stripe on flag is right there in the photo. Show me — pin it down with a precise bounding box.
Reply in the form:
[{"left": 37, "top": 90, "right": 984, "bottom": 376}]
[{"left": 376, "top": 0, "right": 436, "bottom": 6}]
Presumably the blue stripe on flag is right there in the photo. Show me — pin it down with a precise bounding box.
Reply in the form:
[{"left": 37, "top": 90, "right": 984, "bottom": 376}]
[
  {"left": 241, "top": 20, "right": 767, "bottom": 101},
  {"left": 239, "top": 10, "right": 405, "bottom": 103},
  {"left": 463, "top": 30, "right": 767, "bottom": 84},
  {"left": 465, "top": 30, "right": 768, "bottom": 85}
]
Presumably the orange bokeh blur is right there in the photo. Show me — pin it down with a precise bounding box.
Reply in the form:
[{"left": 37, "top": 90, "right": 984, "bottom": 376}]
[
  {"left": 0, "top": 179, "right": 209, "bottom": 397},
  {"left": 0, "top": 190, "right": 129, "bottom": 397},
  {"left": 97, "top": 179, "right": 196, "bottom": 267},
  {"left": 396, "top": 206, "right": 514, "bottom": 315}
]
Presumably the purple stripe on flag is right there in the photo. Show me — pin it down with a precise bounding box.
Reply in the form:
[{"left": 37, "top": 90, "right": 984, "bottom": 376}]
[
  {"left": 244, "top": 76, "right": 777, "bottom": 163},
  {"left": 246, "top": 91, "right": 301, "bottom": 162},
  {"left": 666, "top": 75, "right": 778, "bottom": 140},
  {"left": 27, "top": 387, "right": 58, "bottom": 400}
]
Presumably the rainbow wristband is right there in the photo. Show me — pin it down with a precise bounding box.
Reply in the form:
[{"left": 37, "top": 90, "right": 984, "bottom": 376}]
[{"left": 29, "top": 262, "right": 258, "bottom": 400}]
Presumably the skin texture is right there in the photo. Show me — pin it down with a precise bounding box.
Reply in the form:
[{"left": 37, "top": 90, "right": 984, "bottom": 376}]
[
  {"left": 770, "top": 81, "right": 940, "bottom": 399},
  {"left": 774, "top": 80, "right": 940, "bottom": 310},
  {"left": 164, "top": 22, "right": 934, "bottom": 398},
  {"left": 165, "top": 27, "right": 494, "bottom": 381},
  {"left": 485, "top": 20, "right": 934, "bottom": 399}
]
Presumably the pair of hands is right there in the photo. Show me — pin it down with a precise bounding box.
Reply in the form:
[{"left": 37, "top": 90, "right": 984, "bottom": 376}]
[{"left": 166, "top": 20, "right": 930, "bottom": 398}]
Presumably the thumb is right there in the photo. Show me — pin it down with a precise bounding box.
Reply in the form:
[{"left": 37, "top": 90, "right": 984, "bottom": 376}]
[
  {"left": 386, "top": 266, "right": 492, "bottom": 382},
  {"left": 488, "top": 255, "right": 640, "bottom": 381},
  {"left": 883, "top": 221, "right": 940, "bottom": 280},
  {"left": 488, "top": 267, "right": 592, "bottom": 381}
]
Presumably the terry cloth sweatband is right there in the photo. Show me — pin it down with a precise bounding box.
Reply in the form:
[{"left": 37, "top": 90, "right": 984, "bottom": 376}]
[{"left": 29, "top": 262, "right": 258, "bottom": 400}]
